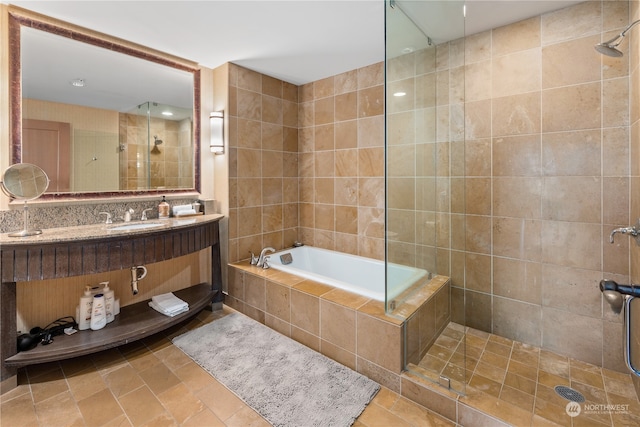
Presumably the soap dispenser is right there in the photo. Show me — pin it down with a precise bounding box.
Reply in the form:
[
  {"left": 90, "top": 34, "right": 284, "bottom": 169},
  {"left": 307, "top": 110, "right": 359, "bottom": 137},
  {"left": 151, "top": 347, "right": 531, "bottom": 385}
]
[
  {"left": 90, "top": 294, "right": 107, "bottom": 330},
  {"left": 78, "top": 285, "right": 93, "bottom": 331},
  {"left": 101, "top": 281, "right": 115, "bottom": 323},
  {"left": 158, "top": 196, "right": 170, "bottom": 219}
]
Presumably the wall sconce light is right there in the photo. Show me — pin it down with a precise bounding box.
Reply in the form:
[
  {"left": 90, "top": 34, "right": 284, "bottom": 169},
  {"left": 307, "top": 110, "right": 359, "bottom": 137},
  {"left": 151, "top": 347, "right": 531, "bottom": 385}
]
[{"left": 210, "top": 111, "right": 224, "bottom": 154}]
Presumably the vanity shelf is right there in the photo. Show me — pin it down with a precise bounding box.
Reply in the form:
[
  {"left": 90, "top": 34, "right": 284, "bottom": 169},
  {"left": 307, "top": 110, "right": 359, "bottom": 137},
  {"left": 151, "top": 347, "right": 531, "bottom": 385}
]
[
  {"left": 0, "top": 215, "right": 224, "bottom": 383},
  {"left": 5, "top": 283, "right": 214, "bottom": 367}
]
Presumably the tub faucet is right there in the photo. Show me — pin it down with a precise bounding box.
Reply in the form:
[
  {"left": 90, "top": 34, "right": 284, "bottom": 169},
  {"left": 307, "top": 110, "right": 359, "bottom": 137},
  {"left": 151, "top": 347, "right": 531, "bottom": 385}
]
[
  {"left": 141, "top": 208, "right": 153, "bottom": 221},
  {"left": 257, "top": 247, "right": 275, "bottom": 267}
]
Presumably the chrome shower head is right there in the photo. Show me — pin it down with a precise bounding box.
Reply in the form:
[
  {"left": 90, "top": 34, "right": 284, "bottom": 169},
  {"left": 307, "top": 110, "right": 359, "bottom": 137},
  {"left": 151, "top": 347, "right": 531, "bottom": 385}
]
[
  {"left": 595, "top": 40, "right": 624, "bottom": 57},
  {"left": 595, "top": 19, "right": 640, "bottom": 57},
  {"left": 153, "top": 135, "right": 163, "bottom": 145}
]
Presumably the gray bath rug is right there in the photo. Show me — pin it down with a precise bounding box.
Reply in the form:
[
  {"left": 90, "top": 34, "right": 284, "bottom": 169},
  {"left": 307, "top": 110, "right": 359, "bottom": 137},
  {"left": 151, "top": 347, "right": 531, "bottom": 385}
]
[{"left": 172, "top": 312, "right": 380, "bottom": 427}]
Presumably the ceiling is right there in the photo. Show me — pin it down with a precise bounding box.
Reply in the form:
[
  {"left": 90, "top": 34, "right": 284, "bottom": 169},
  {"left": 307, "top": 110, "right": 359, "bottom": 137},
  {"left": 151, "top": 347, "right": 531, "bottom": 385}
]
[
  {"left": 7, "top": 0, "right": 584, "bottom": 86},
  {"left": 7, "top": 0, "right": 585, "bottom": 115}
]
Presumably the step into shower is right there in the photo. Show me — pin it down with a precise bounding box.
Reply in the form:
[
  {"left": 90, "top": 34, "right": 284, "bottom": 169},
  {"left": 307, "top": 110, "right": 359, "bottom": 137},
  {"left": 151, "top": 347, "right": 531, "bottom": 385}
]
[{"left": 407, "top": 323, "right": 640, "bottom": 426}]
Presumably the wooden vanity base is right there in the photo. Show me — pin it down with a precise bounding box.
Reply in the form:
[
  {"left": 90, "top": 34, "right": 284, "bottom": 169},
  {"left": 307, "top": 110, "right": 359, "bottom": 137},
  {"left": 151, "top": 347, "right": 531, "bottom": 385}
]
[{"left": 0, "top": 216, "right": 223, "bottom": 385}]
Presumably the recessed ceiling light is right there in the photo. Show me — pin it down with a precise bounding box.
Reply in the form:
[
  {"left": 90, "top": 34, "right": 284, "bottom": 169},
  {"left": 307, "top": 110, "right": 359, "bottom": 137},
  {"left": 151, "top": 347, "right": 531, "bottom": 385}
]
[
  {"left": 402, "top": 47, "right": 414, "bottom": 54},
  {"left": 70, "top": 78, "right": 86, "bottom": 87},
  {"left": 161, "top": 111, "right": 173, "bottom": 116},
  {"left": 393, "top": 92, "right": 406, "bottom": 97}
]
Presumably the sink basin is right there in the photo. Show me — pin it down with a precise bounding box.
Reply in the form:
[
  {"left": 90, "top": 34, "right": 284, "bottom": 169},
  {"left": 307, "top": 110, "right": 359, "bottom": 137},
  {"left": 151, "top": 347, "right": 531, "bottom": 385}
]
[{"left": 109, "top": 222, "right": 164, "bottom": 231}]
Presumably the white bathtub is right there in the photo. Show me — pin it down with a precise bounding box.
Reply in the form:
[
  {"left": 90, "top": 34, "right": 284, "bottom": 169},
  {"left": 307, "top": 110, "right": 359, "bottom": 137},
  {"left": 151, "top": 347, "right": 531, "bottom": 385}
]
[{"left": 268, "top": 246, "right": 428, "bottom": 302}]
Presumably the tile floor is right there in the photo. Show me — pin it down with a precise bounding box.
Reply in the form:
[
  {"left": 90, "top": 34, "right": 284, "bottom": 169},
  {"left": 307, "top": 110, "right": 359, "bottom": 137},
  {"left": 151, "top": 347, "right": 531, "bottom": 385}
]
[
  {"left": 1, "top": 307, "right": 453, "bottom": 427},
  {"left": 412, "top": 322, "right": 640, "bottom": 426}
]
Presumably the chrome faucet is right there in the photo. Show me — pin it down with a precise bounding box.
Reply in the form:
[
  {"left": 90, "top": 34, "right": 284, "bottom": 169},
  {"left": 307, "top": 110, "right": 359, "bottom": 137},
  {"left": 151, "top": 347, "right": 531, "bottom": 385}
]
[
  {"left": 261, "top": 256, "right": 271, "bottom": 269},
  {"left": 141, "top": 208, "right": 153, "bottom": 221},
  {"left": 256, "top": 247, "right": 275, "bottom": 267},
  {"left": 98, "top": 212, "right": 112, "bottom": 224},
  {"left": 123, "top": 208, "right": 134, "bottom": 222}
]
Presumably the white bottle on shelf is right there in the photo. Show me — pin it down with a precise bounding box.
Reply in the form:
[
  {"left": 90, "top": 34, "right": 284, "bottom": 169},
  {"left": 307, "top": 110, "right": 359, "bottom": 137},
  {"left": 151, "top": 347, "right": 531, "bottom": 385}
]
[
  {"left": 90, "top": 294, "right": 107, "bottom": 330},
  {"left": 78, "top": 285, "right": 93, "bottom": 330},
  {"left": 101, "top": 281, "right": 115, "bottom": 323}
]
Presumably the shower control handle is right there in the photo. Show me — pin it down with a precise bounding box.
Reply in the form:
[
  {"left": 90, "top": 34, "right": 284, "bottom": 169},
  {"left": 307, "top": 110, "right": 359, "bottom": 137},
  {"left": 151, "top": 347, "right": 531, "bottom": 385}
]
[{"left": 609, "top": 219, "right": 640, "bottom": 245}]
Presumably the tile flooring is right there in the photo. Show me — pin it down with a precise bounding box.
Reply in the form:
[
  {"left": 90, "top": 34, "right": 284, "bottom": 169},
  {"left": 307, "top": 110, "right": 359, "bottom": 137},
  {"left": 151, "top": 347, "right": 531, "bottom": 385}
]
[
  {"left": 412, "top": 322, "right": 640, "bottom": 426},
  {"left": 1, "top": 307, "right": 453, "bottom": 427}
]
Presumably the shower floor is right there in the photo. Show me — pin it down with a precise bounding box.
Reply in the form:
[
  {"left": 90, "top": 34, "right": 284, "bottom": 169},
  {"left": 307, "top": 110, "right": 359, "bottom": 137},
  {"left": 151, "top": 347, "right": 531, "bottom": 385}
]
[{"left": 409, "top": 322, "right": 640, "bottom": 426}]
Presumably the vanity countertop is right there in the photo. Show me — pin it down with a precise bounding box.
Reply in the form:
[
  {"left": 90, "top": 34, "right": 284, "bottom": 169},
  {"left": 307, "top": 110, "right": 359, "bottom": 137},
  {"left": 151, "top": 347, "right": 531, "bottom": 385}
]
[{"left": 0, "top": 213, "right": 224, "bottom": 246}]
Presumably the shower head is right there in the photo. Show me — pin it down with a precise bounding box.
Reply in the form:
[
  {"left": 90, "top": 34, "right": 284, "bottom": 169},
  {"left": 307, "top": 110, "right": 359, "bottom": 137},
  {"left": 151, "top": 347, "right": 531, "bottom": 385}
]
[
  {"left": 153, "top": 135, "right": 163, "bottom": 145},
  {"left": 594, "top": 40, "right": 624, "bottom": 57},
  {"left": 595, "top": 19, "right": 640, "bottom": 57}
]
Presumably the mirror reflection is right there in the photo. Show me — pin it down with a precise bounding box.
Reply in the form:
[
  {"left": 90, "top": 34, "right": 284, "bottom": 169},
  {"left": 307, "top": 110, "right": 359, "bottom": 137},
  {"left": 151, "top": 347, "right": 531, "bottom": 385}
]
[{"left": 13, "top": 18, "right": 199, "bottom": 196}]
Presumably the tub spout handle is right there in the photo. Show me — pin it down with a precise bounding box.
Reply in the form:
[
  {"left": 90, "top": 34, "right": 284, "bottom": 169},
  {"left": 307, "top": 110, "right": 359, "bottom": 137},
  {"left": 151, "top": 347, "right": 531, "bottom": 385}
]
[{"left": 249, "top": 251, "right": 259, "bottom": 265}]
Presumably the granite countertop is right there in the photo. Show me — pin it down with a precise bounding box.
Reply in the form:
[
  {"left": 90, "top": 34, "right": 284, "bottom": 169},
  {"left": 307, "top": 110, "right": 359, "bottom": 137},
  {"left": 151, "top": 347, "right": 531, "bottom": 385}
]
[{"left": 0, "top": 214, "right": 224, "bottom": 246}]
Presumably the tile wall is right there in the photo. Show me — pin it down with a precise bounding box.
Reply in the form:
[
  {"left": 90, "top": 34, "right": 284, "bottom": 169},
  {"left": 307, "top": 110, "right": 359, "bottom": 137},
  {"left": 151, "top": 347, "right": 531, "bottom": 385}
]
[
  {"left": 630, "top": 0, "right": 640, "bottom": 394},
  {"left": 226, "top": 62, "right": 385, "bottom": 264},
  {"left": 443, "top": 1, "right": 631, "bottom": 371},
  {"left": 297, "top": 64, "right": 386, "bottom": 260},
  {"left": 226, "top": 64, "right": 300, "bottom": 263}
]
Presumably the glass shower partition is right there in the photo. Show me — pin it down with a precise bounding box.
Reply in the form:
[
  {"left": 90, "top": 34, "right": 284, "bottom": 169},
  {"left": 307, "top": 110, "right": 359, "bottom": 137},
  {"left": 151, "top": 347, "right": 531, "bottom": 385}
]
[{"left": 385, "top": 0, "right": 466, "bottom": 395}]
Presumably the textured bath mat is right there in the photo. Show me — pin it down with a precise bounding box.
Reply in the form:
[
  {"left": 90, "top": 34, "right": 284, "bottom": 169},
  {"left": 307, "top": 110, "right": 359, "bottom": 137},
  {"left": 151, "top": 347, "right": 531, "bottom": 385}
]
[{"left": 173, "top": 312, "right": 380, "bottom": 427}]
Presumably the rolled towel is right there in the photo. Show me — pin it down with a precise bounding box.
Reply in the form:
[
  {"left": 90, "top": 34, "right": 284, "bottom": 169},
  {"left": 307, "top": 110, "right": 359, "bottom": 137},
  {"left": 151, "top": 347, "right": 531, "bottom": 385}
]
[
  {"left": 172, "top": 204, "right": 193, "bottom": 215},
  {"left": 175, "top": 209, "right": 197, "bottom": 216}
]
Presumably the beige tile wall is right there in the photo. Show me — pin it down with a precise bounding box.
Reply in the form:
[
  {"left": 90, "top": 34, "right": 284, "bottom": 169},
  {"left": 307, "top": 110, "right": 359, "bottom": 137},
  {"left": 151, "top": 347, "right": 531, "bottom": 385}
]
[
  {"left": 227, "top": 64, "right": 299, "bottom": 262},
  {"left": 630, "top": 0, "right": 640, "bottom": 393},
  {"left": 298, "top": 64, "right": 386, "bottom": 260},
  {"left": 442, "top": 1, "right": 631, "bottom": 371},
  {"left": 227, "top": 62, "right": 385, "bottom": 262}
]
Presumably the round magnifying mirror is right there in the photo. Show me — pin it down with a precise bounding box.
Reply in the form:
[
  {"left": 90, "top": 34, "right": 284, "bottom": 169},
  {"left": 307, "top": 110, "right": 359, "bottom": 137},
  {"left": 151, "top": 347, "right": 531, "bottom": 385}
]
[{"left": 1, "top": 163, "right": 49, "bottom": 237}]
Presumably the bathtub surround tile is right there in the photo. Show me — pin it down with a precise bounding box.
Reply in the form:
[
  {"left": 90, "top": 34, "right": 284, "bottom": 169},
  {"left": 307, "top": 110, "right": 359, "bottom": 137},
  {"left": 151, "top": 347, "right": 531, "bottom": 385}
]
[
  {"left": 321, "top": 339, "right": 357, "bottom": 371},
  {"left": 290, "top": 289, "right": 321, "bottom": 336},
  {"left": 321, "top": 300, "right": 357, "bottom": 353},
  {"left": 265, "top": 280, "right": 291, "bottom": 322},
  {"left": 226, "top": 264, "right": 464, "bottom": 418},
  {"left": 357, "top": 313, "right": 403, "bottom": 373}
]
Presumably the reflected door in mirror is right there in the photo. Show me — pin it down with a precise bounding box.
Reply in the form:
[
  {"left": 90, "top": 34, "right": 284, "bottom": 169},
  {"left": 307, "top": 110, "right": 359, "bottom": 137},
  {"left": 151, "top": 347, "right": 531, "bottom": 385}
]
[{"left": 22, "top": 119, "right": 70, "bottom": 192}]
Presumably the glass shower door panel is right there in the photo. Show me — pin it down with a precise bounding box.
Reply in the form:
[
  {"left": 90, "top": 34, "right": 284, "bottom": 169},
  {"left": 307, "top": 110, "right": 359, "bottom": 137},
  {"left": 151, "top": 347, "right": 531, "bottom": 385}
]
[{"left": 385, "top": 0, "right": 466, "bottom": 395}]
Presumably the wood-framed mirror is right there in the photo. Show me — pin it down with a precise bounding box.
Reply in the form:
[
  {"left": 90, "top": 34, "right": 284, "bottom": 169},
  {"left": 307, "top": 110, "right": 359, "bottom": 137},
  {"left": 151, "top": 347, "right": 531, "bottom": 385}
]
[{"left": 8, "top": 8, "right": 201, "bottom": 199}]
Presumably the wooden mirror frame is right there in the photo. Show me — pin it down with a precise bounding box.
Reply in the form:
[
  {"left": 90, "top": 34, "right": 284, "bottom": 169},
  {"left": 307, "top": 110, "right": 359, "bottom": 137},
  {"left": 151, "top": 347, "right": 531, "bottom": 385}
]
[{"left": 8, "top": 8, "right": 201, "bottom": 199}]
